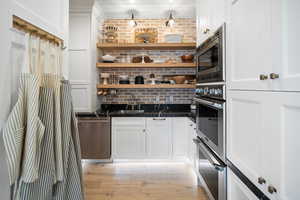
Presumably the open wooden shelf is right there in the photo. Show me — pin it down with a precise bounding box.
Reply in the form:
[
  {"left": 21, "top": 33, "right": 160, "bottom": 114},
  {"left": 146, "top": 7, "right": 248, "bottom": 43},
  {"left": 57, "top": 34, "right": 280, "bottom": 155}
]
[
  {"left": 97, "top": 84, "right": 195, "bottom": 89},
  {"left": 96, "top": 62, "right": 196, "bottom": 68},
  {"left": 97, "top": 43, "right": 196, "bottom": 50}
]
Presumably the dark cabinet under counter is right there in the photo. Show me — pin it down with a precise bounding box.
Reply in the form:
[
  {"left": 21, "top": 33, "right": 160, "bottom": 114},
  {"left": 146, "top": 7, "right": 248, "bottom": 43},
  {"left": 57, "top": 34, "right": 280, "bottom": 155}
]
[{"left": 78, "top": 116, "right": 111, "bottom": 160}]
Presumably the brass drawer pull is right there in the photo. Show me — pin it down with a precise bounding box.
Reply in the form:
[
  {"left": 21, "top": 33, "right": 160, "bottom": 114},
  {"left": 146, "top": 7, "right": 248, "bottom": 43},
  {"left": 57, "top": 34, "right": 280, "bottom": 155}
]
[
  {"left": 268, "top": 185, "right": 277, "bottom": 194},
  {"left": 259, "top": 74, "right": 268, "bottom": 80},
  {"left": 270, "top": 73, "right": 279, "bottom": 79},
  {"left": 258, "top": 177, "right": 266, "bottom": 185}
]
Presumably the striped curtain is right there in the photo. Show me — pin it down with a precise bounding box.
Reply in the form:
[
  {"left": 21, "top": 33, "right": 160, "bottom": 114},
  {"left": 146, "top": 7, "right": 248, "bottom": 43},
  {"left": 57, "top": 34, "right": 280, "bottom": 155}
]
[{"left": 3, "top": 34, "right": 84, "bottom": 200}]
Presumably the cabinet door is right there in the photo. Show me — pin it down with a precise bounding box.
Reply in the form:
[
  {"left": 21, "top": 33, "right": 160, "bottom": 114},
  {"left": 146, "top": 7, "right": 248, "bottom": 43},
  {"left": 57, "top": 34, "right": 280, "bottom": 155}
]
[
  {"left": 227, "top": 0, "right": 273, "bottom": 90},
  {"left": 262, "top": 92, "right": 300, "bottom": 200},
  {"left": 227, "top": 90, "right": 266, "bottom": 191},
  {"left": 211, "top": 0, "right": 226, "bottom": 31},
  {"left": 112, "top": 118, "right": 146, "bottom": 159},
  {"left": 187, "top": 121, "right": 195, "bottom": 163},
  {"left": 228, "top": 168, "right": 260, "bottom": 200},
  {"left": 172, "top": 118, "right": 188, "bottom": 159},
  {"left": 197, "top": 0, "right": 212, "bottom": 45},
  {"left": 191, "top": 124, "right": 199, "bottom": 174},
  {"left": 146, "top": 118, "right": 172, "bottom": 159},
  {"left": 271, "top": 0, "right": 300, "bottom": 92}
]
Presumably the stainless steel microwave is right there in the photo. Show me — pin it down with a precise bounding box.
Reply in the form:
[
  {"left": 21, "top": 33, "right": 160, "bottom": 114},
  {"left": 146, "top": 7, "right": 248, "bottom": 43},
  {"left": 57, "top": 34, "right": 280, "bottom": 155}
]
[{"left": 196, "top": 24, "right": 225, "bottom": 84}]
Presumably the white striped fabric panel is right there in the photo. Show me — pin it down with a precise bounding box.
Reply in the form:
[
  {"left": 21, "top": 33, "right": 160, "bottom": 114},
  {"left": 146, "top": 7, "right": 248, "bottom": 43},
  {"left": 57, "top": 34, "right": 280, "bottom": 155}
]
[
  {"left": 53, "top": 82, "right": 84, "bottom": 200},
  {"left": 18, "top": 88, "right": 56, "bottom": 200},
  {"left": 3, "top": 74, "right": 45, "bottom": 186}
]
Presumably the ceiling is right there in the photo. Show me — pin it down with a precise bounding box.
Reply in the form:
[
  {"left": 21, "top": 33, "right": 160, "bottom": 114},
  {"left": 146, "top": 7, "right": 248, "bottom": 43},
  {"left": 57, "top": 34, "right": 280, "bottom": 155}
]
[{"left": 96, "top": 0, "right": 196, "bottom": 19}]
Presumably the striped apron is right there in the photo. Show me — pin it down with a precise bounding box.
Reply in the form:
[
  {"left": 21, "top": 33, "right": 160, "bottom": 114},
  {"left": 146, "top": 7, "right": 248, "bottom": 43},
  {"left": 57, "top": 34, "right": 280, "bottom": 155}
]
[{"left": 3, "top": 75, "right": 84, "bottom": 200}]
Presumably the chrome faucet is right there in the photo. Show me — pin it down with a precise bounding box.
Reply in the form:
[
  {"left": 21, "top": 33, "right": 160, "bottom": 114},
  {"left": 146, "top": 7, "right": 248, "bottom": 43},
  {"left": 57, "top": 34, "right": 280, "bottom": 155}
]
[{"left": 126, "top": 94, "right": 139, "bottom": 110}]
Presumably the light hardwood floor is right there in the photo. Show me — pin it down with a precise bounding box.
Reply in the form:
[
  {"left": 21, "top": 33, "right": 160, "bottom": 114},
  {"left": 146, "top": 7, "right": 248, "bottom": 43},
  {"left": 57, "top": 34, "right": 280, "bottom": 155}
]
[{"left": 83, "top": 162, "right": 208, "bottom": 200}]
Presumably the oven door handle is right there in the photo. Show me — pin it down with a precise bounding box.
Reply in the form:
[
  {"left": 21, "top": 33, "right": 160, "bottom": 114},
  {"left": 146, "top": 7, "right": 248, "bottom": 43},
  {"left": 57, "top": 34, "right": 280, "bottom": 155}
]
[
  {"left": 194, "top": 138, "right": 225, "bottom": 171},
  {"left": 193, "top": 98, "right": 223, "bottom": 109}
]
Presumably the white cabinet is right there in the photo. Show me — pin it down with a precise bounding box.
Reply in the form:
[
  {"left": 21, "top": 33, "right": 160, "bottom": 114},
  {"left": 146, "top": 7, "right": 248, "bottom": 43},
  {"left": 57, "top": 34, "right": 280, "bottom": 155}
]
[
  {"left": 187, "top": 120, "right": 199, "bottom": 174},
  {"left": 271, "top": 0, "right": 300, "bottom": 92},
  {"left": 196, "top": 0, "right": 225, "bottom": 46},
  {"left": 227, "top": 168, "right": 259, "bottom": 200},
  {"left": 172, "top": 118, "right": 188, "bottom": 159},
  {"left": 211, "top": 0, "right": 226, "bottom": 32},
  {"left": 227, "top": 0, "right": 300, "bottom": 92},
  {"left": 146, "top": 118, "right": 172, "bottom": 159},
  {"left": 227, "top": 90, "right": 300, "bottom": 200},
  {"left": 112, "top": 118, "right": 146, "bottom": 159},
  {"left": 227, "top": 0, "right": 272, "bottom": 91},
  {"left": 197, "top": 0, "right": 212, "bottom": 45}
]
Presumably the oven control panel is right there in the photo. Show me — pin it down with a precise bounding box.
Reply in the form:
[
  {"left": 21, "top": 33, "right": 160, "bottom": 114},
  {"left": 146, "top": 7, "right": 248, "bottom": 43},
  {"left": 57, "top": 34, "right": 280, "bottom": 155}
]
[{"left": 195, "top": 85, "right": 225, "bottom": 100}]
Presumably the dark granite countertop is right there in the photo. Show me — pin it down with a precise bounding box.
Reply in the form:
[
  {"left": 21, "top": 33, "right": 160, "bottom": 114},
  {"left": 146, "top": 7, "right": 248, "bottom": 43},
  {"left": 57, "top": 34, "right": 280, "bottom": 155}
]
[{"left": 76, "top": 104, "right": 196, "bottom": 122}]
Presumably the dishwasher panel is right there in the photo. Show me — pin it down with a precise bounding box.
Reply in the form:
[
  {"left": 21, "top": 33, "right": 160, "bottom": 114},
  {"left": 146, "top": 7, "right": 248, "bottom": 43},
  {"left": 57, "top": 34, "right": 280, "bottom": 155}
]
[{"left": 78, "top": 117, "right": 111, "bottom": 159}]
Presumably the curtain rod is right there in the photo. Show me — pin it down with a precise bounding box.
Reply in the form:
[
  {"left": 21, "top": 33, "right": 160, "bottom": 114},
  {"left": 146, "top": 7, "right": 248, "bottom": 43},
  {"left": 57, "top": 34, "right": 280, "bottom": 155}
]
[{"left": 12, "top": 15, "right": 66, "bottom": 50}]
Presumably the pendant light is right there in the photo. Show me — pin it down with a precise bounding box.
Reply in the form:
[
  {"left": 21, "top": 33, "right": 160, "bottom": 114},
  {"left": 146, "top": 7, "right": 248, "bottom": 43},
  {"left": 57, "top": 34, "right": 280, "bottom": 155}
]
[
  {"left": 166, "top": 12, "right": 175, "bottom": 27},
  {"left": 129, "top": 12, "right": 137, "bottom": 27}
]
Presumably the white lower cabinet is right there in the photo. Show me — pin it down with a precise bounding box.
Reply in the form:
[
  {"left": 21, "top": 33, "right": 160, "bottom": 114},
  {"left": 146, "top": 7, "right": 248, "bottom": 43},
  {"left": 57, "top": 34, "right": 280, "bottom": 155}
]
[
  {"left": 146, "top": 118, "right": 172, "bottom": 159},
  {"left": 112, "top": 117, "right": 189, "bottom": 160},
  {"left": 172, "top": 118, "right": 189, "bottom": 160},
  {"left": 112, "top": 118, "right": 146, "bottom": 159},
  {"left": 187, "top": 120, "right": 199, "bottom": 174},
  {"left": 227, "top": 168, "right": 259, "bottom": 200},
  {"left": 227, "top": 90, "right": 300, "bottom": 200}
]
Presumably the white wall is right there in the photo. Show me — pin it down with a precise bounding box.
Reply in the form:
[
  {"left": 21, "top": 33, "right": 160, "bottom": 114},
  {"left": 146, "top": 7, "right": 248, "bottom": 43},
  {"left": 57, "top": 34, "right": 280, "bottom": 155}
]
[{"left": 12, "top": 0, "right": 70, "bottom": 78}]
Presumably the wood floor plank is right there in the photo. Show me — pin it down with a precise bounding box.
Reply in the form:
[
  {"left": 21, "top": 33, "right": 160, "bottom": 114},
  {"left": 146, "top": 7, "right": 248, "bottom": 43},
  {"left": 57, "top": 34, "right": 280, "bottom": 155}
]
[{"left": 83, "top": 163, "right": 208, "bottom": 200}]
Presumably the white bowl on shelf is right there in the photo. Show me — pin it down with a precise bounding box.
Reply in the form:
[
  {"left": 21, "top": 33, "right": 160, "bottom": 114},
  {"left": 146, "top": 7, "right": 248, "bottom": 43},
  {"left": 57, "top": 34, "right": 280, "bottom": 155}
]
[{"left": 102, "top": 55, "right": 116, "bottom": 62}]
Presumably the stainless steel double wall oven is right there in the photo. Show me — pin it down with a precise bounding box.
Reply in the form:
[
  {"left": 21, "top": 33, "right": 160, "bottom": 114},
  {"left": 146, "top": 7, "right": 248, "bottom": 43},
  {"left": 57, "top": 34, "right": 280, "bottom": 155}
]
[{"left": 194, "top": 24, "right": 227, "bottom": 200}]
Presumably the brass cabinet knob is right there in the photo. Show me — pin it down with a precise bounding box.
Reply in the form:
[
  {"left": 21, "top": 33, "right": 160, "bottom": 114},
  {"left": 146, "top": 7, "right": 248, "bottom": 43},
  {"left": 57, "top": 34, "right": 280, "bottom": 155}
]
[
  {"left": 260, "top": 74, "right": 269, "bottom": 80},
  {"left": 268, "top": 185, "right": 277, "bottom": 194},
  {"left": 258, "top": 177, "right": 266, "bottom": 185},
  {"left": 203, "top": 28, "right": 210, "bottom": 34},
  {"left": 270, "top": 73, "right": 280, "bottom": 79}
]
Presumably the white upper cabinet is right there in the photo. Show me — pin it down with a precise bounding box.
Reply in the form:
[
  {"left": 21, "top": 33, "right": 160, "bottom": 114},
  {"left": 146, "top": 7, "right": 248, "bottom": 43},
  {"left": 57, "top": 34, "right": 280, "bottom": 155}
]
[
  {"left": 146, "top": 118, "right": 172, "bottom": 159},
  {"left": 227, "top": 0, "right": 272, "bottom": 90},
  {"left": 197, "top": 0, "right": 212, "bottom": 45},
  {"left": 197, "top": 0, "right": 226, "bottom": 46},
  {"left": 271, "top": 0, "right": 300, "bottom": 92},
  {"left": 227, "top": 0, "right": 300, "bottom": 91},
  {"left": 211, "top": 0, "right": 226, "bottom": 32},
  {"left": 227, "top": 90, "right": 300, "bottom": 200}
]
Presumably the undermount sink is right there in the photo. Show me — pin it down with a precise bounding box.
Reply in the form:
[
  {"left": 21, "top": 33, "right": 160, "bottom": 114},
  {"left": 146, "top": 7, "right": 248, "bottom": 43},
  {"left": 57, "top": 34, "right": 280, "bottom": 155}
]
[{"left": 119, "top": 110, "right": 145, "bottom": 114}]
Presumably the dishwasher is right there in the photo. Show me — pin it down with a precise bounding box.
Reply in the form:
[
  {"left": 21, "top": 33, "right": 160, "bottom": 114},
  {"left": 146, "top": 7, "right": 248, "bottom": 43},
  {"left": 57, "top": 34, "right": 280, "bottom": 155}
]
[{"left": 77, "top": 115, "right": 111, "bottom": 160}]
